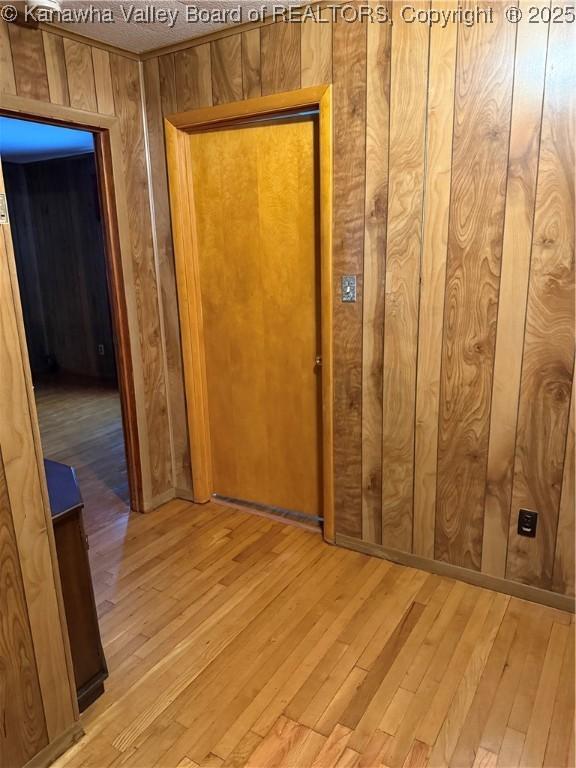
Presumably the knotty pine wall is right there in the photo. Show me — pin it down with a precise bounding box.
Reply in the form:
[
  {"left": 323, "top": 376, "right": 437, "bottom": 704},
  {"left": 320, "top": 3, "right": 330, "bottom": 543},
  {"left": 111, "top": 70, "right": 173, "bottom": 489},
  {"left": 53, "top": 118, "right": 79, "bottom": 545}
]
[
  {"left": 0, "top": 20, "right": 192, "bottom": 505},
  {"left": 145, "top": 1, "right": 574, "bottom": 598}
]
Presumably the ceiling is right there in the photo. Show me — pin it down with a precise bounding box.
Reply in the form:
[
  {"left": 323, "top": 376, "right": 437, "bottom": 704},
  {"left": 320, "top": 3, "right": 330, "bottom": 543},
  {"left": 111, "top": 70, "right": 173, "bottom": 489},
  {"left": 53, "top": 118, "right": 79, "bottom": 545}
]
[
  {"left": 0, "top": 116, "right": 94, "bottom": 163},
  {"left": 43, "top": 1, "right": 305, "bottom": 54}
]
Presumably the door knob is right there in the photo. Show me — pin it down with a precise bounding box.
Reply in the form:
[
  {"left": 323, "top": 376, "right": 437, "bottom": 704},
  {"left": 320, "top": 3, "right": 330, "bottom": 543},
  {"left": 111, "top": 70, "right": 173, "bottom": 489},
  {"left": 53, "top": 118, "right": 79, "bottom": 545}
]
[{"left": 315, "top": 355, "right": 322, "bottom": 368}]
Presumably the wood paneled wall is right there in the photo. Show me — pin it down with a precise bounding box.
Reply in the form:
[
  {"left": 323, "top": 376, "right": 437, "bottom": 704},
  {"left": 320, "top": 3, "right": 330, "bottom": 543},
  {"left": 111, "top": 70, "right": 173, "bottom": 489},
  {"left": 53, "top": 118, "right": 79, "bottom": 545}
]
[
  {"left": 0, "top": 448, "right": 48, "bottom": 767},
  {"left": 5, "top": 155, "right": 117, "bottom": 381},
  {"left": 147, "top": 1, "right": 574, "bottom": 599},
  {"left": 0, "top": 23, "right": 193, "bottom": 767},
  {"left": 0, "top": 20, "right": 192, "bottom": 505}
]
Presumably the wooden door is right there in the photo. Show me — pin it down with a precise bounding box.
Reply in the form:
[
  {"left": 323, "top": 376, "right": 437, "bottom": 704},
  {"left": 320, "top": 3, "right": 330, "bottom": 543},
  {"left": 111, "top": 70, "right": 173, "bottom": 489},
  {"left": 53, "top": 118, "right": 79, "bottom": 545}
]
[{"left": 188, "top": 117, "right": 321, "bottom": 518}]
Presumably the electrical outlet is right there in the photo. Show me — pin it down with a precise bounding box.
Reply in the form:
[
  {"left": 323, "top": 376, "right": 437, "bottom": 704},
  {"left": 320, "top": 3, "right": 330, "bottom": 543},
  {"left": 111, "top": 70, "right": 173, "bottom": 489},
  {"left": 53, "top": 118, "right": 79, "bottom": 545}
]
[
  {"left": 518, "top": 509, "right": 538, "bottom": 538},
  {"left": 97, "top": 344, "right": 105, "bottom": 356}
]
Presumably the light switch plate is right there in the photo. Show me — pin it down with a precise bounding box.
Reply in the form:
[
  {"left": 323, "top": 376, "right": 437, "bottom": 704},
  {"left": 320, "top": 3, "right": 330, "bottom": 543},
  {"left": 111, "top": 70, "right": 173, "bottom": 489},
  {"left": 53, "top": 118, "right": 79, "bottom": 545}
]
[
  {"left": 341, "top": 275, "right": 357, "bottom": 303},
  {"left": 0, "top": 193, "right": 8, "bottom": 225}
]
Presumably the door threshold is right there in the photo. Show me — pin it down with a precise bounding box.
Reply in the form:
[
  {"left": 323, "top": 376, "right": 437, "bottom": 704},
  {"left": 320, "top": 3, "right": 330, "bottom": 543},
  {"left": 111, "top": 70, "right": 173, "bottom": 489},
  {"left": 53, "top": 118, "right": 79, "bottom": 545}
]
[{"left": 212, "top": 494, "right": 323, "bottom": 534}]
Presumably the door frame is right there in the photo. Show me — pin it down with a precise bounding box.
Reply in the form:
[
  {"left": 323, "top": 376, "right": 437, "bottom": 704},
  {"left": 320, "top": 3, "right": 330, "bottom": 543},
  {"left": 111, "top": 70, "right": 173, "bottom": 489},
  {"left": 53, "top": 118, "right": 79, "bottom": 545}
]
[
  {"left": 0, "top": 95, "right": 144, "bottom": 513},
  {"left": 165, "top": 85, "right": 334, "bottom": 541}
]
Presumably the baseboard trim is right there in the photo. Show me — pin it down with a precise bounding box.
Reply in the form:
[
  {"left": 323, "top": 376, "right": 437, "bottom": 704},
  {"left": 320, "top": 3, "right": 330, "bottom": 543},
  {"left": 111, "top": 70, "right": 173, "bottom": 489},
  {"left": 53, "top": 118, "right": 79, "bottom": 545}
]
[
  {"left": 175, "top": 487, "right": 195, "bottom": 502},
  {"left": 24, "top": 722, "right": 84, "bottom": 768},
  {"left": 335, "top": 534, "right": 575, "bottom": 614},
  {"left": 141, "top": 488, "right": 177, "bottom": 512}
]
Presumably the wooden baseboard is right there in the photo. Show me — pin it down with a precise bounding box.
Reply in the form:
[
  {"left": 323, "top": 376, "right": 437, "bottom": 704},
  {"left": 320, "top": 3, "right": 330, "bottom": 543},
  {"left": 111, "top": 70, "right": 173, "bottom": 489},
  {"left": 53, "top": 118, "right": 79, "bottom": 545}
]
[
  {"left": 335, "top": 534, "right": 575, "bottom": 614},
  {"left": 175, "top": 487, "right": 195, "bottom": 502},
  {"left": 135, "top": 487, "right": 197, "bottom": 513},
  {"left": 141, "top": 488, "right": 176, "bottom": 512},
  {"left": 24, "top": 722, "right": 84, "bottom": 768}
]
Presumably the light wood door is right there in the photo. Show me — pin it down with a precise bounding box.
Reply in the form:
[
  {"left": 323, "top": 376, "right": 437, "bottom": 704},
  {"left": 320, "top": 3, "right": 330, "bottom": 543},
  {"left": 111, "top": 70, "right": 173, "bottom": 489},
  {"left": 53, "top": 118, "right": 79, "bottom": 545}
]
[{"left": 188, "top": 117, "right": 321, "bottom": 518}]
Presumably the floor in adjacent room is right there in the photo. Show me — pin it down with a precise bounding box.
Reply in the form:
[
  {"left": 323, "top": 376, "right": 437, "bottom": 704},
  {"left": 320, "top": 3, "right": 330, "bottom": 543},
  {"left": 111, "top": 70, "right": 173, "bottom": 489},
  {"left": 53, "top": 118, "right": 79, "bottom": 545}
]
[
  {"left": 49, "top": 494, "right": 574, "bottom": 768},
  {"left": 35, "top": 377, "right": 130, "bottom": 537}
]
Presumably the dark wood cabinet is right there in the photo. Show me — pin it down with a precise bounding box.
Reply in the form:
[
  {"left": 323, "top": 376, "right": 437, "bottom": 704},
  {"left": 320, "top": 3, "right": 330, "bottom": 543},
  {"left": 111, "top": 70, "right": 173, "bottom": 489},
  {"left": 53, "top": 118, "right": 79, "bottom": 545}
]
[{"left": 45, "top": 459, "right": 108, "bottom": 712}]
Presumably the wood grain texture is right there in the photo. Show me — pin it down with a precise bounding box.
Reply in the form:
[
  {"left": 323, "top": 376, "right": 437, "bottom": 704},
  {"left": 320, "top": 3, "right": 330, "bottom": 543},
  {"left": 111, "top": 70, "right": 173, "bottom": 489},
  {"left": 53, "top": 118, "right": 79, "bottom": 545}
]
[
  {"left": 0, "top": 20, "right": 15, "bottom": 95},
  {"left": 301, "top": 9, "right": 332, "bottom": 88},
  {"left": 412, "top": 2, "right": 457, "bottom": 559},
  {"left": 332, "top": 12, "right": 367, "bottom": 538},
  {"left": 35, "top": 381, "right": 130, "bottom": 537},
  {"left": 481, "top": 5, "right": 550, "bottom": 578},
  {"left": 92, "top": 47, "right": 115, "bottom": 115},
  {"left": 175, "top": 44, "right": 212, "bottom": 111},
  {"left": 8, "top": 23, "right": 49, "bottom": 101},
  {"left": 63, "top": 38, "right": 97, "bottom": 112},
  {"left": 435, "top": 6, "right": 516, "bottom": 570},
  {"left": 158, "top": 52, "right": 178, "bottom": 114},
  {"left": 361, "top": 5, "right": 391, "bottom": 544},
  {"left": 0, "top": 0, "right": 569, "bottom": 657},
  {"left": 211, "top": 35, "right": 243, "bottom": 105},
  {"left": 143, "top": 56, "right": 192, "bottom": 495},
  {"left": 47, "top": 500, "right": 574, "bottom": 768},
  {"left": 42, "top": 32, "right": 69, "bottom": 106},
  {"left": 552, "top": 376, "right": 575, "bottom": 597},
  {"left": 506, "top": 13, "right": 575, "bottom": 588},
  {"left": 241, "top": 29, "right": 261, "bottom": 99},
  {"left": 95, "top": 128, "right": 147, "bottom": 513},
  {"left": 0, "top": 163, "right": 77, "bottom": 741},
  {"left": 0, "top": 448, "right": 48, "bottom": 767},
  {"left": 261, "top": 21, "right": 301, "bottom": 95},
  {"left": 381, "top": 0, "right": 429, "bottom": 552},
  {"left": 110, "top": 54, "right": 172, "bottom": 498},
  {"left": 189, "top": 120, "right": 321, "bottom": 516},
  {"left": 165, "top": 122, "right": 213, "bottom": 502}
]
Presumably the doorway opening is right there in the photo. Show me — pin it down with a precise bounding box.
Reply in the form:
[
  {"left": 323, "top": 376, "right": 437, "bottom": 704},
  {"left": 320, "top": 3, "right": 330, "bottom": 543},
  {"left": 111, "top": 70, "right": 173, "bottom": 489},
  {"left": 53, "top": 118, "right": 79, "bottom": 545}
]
[{"left": 1, "top": 115, "right": 130, "bottom": 537}]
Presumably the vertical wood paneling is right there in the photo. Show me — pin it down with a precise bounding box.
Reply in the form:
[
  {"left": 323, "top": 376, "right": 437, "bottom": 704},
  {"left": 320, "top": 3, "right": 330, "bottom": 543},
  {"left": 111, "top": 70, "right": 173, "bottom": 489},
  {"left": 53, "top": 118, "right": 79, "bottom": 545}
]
[
  {"left": 8, "top": 24, "right": 49, "bottom": 101},
  {"left": 110, "top": 54, "right": 172, "bottom": 497},
  {"left": 481, "top": 7, "right": 549, "bottom": 578},
  {"left": 130, "top": 9, "right": 573, "bottom": 597},
  {"left": 552, "top": 377, "right": 575, "bottom": 597},
  {"left": 211, "top": 35, "right": 243, "bottom": 105},
  {"left": 143, "top": 57, "right": 192, "bottom": 495},
  {"left": 42, "top": 32, "right": 69, "bottom": 106},
  {"left": 175, "top": 44, "right": 212, "bottom": 111},
  {"left": 0, "top": 167, "right": 76, "bottom": 740},
  {"left": 0, "top": 21, "right": 16, "bottom": 94},
  {"left": 158, "top": 53, "right": 178, "bottom": 114},
  {"left": 301, "top": 9, "right": 332, "bottom": 88},
  {"left": 92, "top": 47, "right": 115, "bottom": 115},
  {"left": 413, "top": 1, "right": 458, "bottom": 559},
  {"left": 361, "top": 5, "right": 391, "bottom": 544},
  {"left": 0, "top": 449, "right": 48, "bottom": 767},
  {"left": 63, "top": 38, "right": 97, "bottom": 112},
  {"left": 506, "top": 14, "right": 575, "bottom": 588},
  {"left": 332, "top": 12, "right": 367, "bottom": 538},
  {"left": 380, "top": 0, "right": 429, "bottom": 552},
  {"left": 435, "top": 7, "right": 516, "bottom": 570},
  {"left": 241, "top": 29, "right": 261, "bottom": 99},
  {"left": 261, "top": 21, "right": 301, "bottom": 95}
]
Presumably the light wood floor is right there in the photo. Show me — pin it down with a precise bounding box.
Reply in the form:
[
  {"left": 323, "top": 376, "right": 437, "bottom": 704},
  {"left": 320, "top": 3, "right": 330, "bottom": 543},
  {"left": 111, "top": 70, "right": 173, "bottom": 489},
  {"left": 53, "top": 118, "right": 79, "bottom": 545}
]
[
  {"left": 45, "top": 495, "right": 574, "bottom": 768},
  {"left": 34, "top": 381, "right": 574, "bottom": 767},
  {"left": 35, "top": 377, "right": 130, "bottom": 536}
]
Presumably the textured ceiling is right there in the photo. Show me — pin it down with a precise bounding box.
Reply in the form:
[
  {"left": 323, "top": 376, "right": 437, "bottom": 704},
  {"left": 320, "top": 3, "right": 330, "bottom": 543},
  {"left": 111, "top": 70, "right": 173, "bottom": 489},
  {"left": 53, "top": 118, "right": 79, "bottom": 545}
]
[{"left": 45, "top": 1, "right": 305, "bottom": 53}]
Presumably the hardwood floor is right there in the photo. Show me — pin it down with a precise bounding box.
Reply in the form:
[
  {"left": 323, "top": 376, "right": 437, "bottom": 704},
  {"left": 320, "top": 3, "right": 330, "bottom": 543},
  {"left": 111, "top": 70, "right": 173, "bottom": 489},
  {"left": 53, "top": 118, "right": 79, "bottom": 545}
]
[
  {"left": 34, "top": 377, "right": 130, "bottom": 536},
  {"left": 47, "top": 496, "right": 573, "bottom": 768}
]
